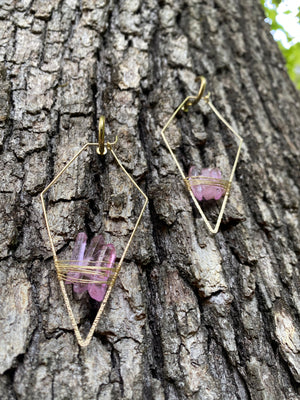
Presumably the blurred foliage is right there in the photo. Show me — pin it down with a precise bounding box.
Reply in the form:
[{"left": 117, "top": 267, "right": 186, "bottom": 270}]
[{"left": 261, "top": 0, "right": 300, "bottom": 89}]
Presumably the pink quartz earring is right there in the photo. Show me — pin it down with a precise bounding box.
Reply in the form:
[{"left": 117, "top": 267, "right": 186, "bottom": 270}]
[
  {"left": 41, "top": 116, "right": 148, "bottom": 347},
  {"left": 161, "top": 76, "right": 243, "bottom": 234}
]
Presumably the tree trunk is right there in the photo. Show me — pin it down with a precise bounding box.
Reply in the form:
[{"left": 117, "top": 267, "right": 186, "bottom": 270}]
[{"left": 0, "top": 0, "right": 299, "bottom": 399}]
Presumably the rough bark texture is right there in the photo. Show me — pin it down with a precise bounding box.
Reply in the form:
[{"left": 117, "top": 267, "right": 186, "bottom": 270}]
[{"left": 0, "top": 0, "right": 300, "bottom": 399}]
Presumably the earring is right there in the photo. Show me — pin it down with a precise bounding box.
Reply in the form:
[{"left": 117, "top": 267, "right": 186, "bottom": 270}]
[
  {"left": 40, "top": 116, "right": 148, "bottom": 347},
  {"left": 161, "top": 76, "right": 243, "bottom": 234}
]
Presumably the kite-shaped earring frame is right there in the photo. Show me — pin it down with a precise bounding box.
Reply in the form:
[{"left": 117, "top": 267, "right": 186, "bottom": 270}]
[
  {"left": 161, "top": 76, "right": 243, "bottom": 234},
  {"left": 40, "top": 116, "right": 148, "bottom": 347}
]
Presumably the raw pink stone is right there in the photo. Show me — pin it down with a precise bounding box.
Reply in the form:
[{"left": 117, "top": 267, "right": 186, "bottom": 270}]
[
  {"left": 188, "top": 166, "right": 225, "bottom": 201},
  {"left": 65, "top": 232, "right": 87, "bottom": 286},
  {"left": 65, "top": 233, "right": 116, "bottom": 302}
]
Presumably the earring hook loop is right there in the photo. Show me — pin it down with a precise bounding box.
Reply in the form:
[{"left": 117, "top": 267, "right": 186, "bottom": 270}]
[
  {"left": 182, "top": 76, "right": 208, "bottom": 112},
  {"left": 97, "top": 115, "right": 107, "bottom": 155}
]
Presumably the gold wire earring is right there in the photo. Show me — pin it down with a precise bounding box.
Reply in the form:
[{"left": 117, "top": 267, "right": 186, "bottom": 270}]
[
  {"left": 161, "top": 76, "right": 243, "bottom": 234},
  {"left": 40, "top": 116, "right": 148, "bottom": 347}
]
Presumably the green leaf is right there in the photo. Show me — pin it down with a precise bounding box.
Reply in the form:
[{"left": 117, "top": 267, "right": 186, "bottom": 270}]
[
  {"left": 261, "top": 0, "right": 300, "bottom": 89},
  {"left": 297, "top": 7, "right": 300, "bottom": 23},
  {"left": 271, "top": 0, "right": 282, "bottom": 6},
  {"left": 279, "top": 42, "right": 300, "bottom": 89}
]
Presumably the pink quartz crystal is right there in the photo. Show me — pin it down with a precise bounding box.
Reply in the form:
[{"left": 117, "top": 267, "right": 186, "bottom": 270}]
[
  {"left": 188, "top": 166, "right": 225, "bottom": 201},
  {"left": 66, "top": 232, "right": 116, "bottom": 302}
]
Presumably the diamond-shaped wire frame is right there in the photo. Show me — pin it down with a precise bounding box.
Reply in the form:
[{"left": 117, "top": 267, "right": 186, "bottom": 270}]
[
  {"left": 161, "top": 94, "right": 243, "bottom": 234},
  {"left": 40, "top": 142, "right": 148, "bottom": 347}
]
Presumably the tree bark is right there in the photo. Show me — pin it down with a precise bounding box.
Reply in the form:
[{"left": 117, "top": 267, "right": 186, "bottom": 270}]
[{"left": 0, "top": 0, "right": 299, "bottom": 399}]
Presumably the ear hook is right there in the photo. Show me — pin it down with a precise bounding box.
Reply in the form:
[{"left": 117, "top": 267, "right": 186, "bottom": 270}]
[
  {"left": 97, "top": 116, "right": 119, "bottom": 154},
  {"left": 97, "top": 115, "right": 107, "bottom": 155},
  {"left": 182, "top": 76, "right": 209, "bottom": 112}
]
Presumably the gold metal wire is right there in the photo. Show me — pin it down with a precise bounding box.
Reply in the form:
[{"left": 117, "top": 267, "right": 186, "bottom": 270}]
[
  {"left": 97, "top": 116, "right": 106, "bottom": 155},
  {"left": 56, "top": 259, "right": 117, "bottom": 284},
  {"left": 40, "top": 117, "right": 148, "bottom": 347},
  {"left": 161, "top": 76, "right": 243, "bottom": 234},
  {"left": 182, "top": 76, "right": 207, "bottom": 111},
  {"left": 185, "top": 176, "right": 230, "bottom": 192}
]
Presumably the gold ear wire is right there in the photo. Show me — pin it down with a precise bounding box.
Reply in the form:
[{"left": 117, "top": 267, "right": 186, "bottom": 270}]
[
  {"left": 97, "top": 115, "right": 119, "bottom": 154},
  {"left": 97, "top": 115, "right": 107, "bottom": 155},
  {"left": 182, "top": 76, "right": 209, "bottom": 112}
]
